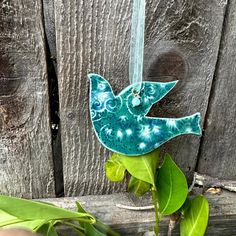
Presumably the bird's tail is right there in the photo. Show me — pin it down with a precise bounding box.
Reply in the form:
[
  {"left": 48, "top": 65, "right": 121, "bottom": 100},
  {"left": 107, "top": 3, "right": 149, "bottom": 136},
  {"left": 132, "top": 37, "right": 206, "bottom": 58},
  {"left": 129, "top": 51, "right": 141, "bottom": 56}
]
[{"left": 188, "top": 112, "right": 202, "bottom": 135}]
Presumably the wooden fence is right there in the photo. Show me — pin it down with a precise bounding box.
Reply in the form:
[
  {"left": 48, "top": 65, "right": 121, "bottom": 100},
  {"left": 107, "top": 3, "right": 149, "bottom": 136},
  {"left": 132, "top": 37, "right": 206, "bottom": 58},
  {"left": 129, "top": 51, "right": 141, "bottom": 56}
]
[{"left": 0, "top": 0, "right": 235, "bottom": 199}]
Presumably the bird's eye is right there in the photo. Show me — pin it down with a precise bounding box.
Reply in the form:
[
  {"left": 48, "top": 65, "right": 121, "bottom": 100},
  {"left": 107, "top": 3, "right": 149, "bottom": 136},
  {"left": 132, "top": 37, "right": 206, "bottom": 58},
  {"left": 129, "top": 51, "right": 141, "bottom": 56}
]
[
  {"left": 147, "top": 85, "right": 155, "bottom": 95},
  {"left": 98, "top": 83, "right": 106, "bottom": 91}
]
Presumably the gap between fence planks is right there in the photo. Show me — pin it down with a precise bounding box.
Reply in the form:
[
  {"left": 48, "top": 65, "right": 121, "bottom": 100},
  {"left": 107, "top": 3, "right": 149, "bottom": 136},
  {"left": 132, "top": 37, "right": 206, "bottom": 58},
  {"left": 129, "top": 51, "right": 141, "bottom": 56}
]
[
  {"left": 54, "top": 0, "right": 228, "bottom": 196},
  {"left": 0, "top": 1, "right": 55, "bottom": 198}
]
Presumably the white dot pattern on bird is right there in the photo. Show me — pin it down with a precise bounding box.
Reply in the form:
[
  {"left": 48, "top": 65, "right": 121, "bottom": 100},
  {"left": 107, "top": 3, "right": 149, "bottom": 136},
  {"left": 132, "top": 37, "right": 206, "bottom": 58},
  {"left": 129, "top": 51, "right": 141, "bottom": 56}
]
[{"left": 88, "top": 74, "right": 202, "bottom": 156}]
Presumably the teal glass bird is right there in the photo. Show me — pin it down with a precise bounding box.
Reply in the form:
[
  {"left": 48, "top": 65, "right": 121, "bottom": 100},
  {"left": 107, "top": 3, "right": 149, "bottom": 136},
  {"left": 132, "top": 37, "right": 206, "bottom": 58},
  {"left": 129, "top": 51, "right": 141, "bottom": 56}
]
[{"left": 88, "top": 73, "right": 201, "bottom": 156}]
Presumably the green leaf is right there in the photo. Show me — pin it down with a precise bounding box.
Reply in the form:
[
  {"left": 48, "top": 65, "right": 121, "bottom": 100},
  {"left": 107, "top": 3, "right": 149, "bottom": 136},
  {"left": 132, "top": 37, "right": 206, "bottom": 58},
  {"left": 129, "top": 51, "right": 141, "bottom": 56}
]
[
  {"left": 76, "top": 201, "right": 87, "bottom": 214},
  {"left": 105, "top": 153, "right": 126, "bottom": 182},
  {"left": 36, "top": 222, "right": 58, "bottom": 236},
  {"left": 85, "top": 223, "right": 107, "bottom": 236},
  {"left": 128, "top": 176, "right": 151, "bottom": 197},
  {"left": 60, "top": 219, "right": 85, "bottom": 236},
  {"left": 76, "top": 202, "right": 105, "bottom": 236},
  {"left": 180, "top": 198, "right": 191, "bottom": 215},
  {"left": 76, "top": 202, "right": 120, "bottom": 236},
  {"left": 0, "top": 195, "right": 95, "bottom": 223},
  {"left": 180, "top": 195, "right": 209, "bottom": 236},
  {"left": 0, "top": 209, "right": 45, "bottom": 231},
  {"left": 119, "top": 149, "right": 160, "bottom": 186},
  {"left": 0, "top": 209, "right": 22, "bottom": 227},
  {"left": 156, "top": 154, "right": 188, "bottom": 215},
  {"left": 2, "top": 220, "right": 46, "bottom": 231},
  {"left": 70, "top": 226, "right": 85, "bottom": 236},
  {"left": 76, "top": 201, "right": 87, "bottom": 229}
]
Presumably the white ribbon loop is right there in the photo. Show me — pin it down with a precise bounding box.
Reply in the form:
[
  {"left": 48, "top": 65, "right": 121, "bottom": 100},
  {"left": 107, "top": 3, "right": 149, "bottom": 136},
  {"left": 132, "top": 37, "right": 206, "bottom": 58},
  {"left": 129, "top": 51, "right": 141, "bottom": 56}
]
[{"left": 129, "top": 0, "right": 146, "bottom": 94}]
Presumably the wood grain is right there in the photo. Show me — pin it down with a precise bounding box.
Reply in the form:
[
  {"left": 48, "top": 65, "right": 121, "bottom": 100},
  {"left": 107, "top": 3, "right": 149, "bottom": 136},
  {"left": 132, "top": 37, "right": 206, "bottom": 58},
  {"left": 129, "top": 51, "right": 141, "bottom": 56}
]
[
  {"left": 42, "top": 190, "right": 236, "bottom": 235},
  {"left": 54, "top": 0, "right": 227, "bottom": 196},
  {"left": 195, "top": 172, "right": 236, "bottom": 192},
  {"left": 0, "top": 0, "right": 55, "bottom": 198},
  {"left": 197, "top": 0, "right": 236, "bottom": 180}
]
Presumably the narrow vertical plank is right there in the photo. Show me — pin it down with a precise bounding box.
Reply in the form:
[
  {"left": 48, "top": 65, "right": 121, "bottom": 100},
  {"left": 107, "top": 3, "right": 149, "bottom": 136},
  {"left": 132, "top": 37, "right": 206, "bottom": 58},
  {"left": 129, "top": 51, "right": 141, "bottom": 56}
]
[
  {"left": 55, "top": 0, "right": 227, "bottom": 196},
  {"left": 0, "top": 1, "right": 55, "bottom": 198},
  {"left": 198, "top": 0, "right": 236, "bottom": 179}
]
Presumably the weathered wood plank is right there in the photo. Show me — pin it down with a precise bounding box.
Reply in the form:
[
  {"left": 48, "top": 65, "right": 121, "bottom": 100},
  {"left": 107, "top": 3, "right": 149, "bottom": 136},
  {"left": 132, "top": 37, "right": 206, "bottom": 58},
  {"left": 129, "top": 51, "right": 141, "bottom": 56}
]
[
  {"left": 42, "top": 189, "right": 236, "bottom": 235},
  {"left": 0, "top": 1, "right": 55, "bottom": 198},
  {"left": 195, "top": 172, "right": 236, "bottom": 192},
  {"left": 42, "top": 0, "right": 56, "bottom": 57},
  {"left": 197, "top": 0, "right": 236, "bottom": 180},
  {"left": 55, "top": 0, "right": 227, "bottom": 196}
]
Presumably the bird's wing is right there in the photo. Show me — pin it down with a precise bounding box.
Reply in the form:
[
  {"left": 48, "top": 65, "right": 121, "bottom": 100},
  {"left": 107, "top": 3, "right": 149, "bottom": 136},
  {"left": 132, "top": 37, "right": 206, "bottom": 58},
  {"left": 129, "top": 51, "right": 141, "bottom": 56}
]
[{"left": 119, "top": 81, "right": 178, "bottom": 116}]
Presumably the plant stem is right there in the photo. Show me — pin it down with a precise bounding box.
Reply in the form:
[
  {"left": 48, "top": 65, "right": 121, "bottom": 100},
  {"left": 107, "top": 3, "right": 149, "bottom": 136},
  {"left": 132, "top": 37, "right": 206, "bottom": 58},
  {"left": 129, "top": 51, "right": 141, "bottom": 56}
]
[
  {"left": 167, "top": 213, "right": 181, "bottom": 236},
  {"left": 151, "top": 189, "right": 159, "bottom": 236},
  {"left": 94, "top": 221, "right": 120, "bottom": 236},
  {"left": 63, "top": 221, "right": 85, "bottom": 232}
]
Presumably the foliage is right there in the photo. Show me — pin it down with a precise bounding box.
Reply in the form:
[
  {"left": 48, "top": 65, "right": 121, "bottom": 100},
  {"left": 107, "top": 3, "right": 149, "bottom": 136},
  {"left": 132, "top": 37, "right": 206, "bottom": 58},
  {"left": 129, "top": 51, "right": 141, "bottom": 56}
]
[
  {"left": 106, "top": 149, "right": 159, "bottom": 186},
  {"left": 105, "top": 151, "right": 209, "bottom": 236},
  {"left": 0, "top": 195, "right": 119, "bottom": 236},
  {"left": 128, "top": 176, "right": 151, "bottom": 197},
  {"left": 180, "top": 195, "right": 209, "bottom": 236},
  {"left": 0, "top": 152, "right": 209, "bottom": 236},
  {"left": 156, "top": 154, "right": 188, "bottom": 215},
  {"left": 105, "top": 153, "right": 126, "bottom": 182}
]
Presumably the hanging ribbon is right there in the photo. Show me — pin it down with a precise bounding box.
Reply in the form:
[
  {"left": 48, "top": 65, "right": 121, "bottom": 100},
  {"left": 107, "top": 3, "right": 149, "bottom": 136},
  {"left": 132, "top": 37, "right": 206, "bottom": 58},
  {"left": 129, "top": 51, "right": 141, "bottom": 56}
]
[{"left": 129, "top": 0, "right": 146, "bottom": 94}]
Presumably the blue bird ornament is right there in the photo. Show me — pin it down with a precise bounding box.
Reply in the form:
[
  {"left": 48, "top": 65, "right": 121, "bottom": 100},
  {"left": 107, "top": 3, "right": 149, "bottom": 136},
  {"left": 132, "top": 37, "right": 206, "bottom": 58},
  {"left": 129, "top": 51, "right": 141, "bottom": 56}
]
[{"left": 88, "top": 73, "right": 201, "bottom": 156}]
